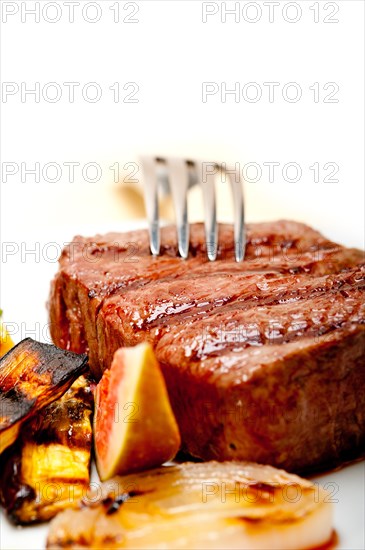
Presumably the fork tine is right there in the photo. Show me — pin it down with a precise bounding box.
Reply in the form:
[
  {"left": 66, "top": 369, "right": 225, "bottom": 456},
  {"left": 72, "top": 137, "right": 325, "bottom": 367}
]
[
  {"left": 166, "top": 158, "right": 190, "bottom": 259},
  {"left": 226, "top": 168, "right": 246, "bottom": 261},
  {"left": 141, "top": 155, "right": 245, "bottom": 262},
  {"left": 196, "top": 161, "right": 218, "bottom": 261},
  {"left": 140, "top": 156, "right": 160, "bottom": 256}
]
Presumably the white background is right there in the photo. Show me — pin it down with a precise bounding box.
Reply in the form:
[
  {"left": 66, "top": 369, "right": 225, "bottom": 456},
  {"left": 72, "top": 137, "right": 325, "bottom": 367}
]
[
  {"left": 1, "top": 0, "right": 364, "bottom": 245},
  {"left": 0, "top": 1, "right": 364, "bottom": 549}
]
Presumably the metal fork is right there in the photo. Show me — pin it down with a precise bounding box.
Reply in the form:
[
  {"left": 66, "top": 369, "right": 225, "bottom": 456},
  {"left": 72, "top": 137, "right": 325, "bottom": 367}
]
[{"left": 140, "top": 156, "right": 245, "bottom": 262}]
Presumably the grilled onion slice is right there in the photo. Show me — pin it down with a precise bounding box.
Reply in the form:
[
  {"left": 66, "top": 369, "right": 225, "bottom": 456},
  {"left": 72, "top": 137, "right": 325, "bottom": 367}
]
[
  {"left": 0, "top": 376, "right": 93, "bottom": 524},
  {"left": 47, "top": 461, "right": 333, "bottom": 549},
  {"left": 0, "top": 338, "right": 88, "bottom": 454}
]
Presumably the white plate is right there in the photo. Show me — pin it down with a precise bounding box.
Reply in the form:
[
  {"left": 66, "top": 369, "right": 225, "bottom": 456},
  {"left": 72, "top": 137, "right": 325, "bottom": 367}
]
[{"left": 1, "top": 221, "right": 364, "bottom": 550}]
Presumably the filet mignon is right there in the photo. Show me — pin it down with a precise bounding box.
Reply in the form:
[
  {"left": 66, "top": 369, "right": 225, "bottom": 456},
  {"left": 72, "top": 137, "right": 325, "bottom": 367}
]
[{"left": 49, "top": 221, "right": 365, "bottom": 472}]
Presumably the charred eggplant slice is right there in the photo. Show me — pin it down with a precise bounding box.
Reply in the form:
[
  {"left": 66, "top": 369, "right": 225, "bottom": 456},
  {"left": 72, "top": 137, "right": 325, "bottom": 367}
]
[
  {"left": 0, "top": 338, "right": 88, "bottom": 454},
  {"left": 0, "top": 376, "right": 93, "bottom": 524}
]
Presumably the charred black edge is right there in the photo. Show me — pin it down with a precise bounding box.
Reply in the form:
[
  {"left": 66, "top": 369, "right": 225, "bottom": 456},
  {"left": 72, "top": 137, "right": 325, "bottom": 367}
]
[
  {"left": 1, "top": 338, "right": 89, "bottom": 430},
  {"left": 0, "top": 337, "right": 34, "bottom": 363},
  {"left": 28, "top": 382, "right": 94, "bottom": 448},
  {"left": 0, "top": 338, "right": 88, "bottom": 384},
  {"left": 103, "top": 490, "right": 148, "bottom": 515}
]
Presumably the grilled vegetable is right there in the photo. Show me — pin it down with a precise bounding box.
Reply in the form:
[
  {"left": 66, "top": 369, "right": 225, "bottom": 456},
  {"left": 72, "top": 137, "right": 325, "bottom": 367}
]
[
  {"left": 0, "top": 311, "right": 14, "bottom": 357},
  {"left": 47, "top": 461, "right": 333, "bottom": 549},
  {"left": 0, "top": 376, "right": 93, "bottom": 524},
  {"left": 0, "top": 338, "right": 88, "bottom": 454},
  {"left": 94, "top": 343, "right": 181, "bottom": 480}
]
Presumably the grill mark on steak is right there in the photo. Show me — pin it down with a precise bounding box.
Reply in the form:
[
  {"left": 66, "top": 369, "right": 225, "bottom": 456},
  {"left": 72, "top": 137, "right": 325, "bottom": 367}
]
[
  {"left": 59, "top": 224, "right": 346, "bottom": 297},
  {"left": 53, "top": 223, "right": 364, "bottom": 373},
  {"left": 154, "top": 288, "right": 364, "bottom": 362},
  {"left": 51, "top": 222, "right": 364, "bottom": 366},
  {"left": 56, "top": 224, "right": 362, "bottom": 360},
  {"left": 96, "top": 267, "right": 364, "bottom": 363},
  {"left": 89, "top": 249, "right": 364, "bottom": 358},
  {"left": 121, "top": 267, "right": 365, "bottom": 332}
]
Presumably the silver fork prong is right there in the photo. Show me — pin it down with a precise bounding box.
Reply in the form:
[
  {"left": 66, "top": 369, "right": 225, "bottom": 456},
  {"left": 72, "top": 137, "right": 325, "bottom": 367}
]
[
  {"left": 226, "top": 169, "right": 246, "bottom": 261},
  {"left": 140, "top": 156, "right": 160, "bottom": 256},
  {"left": 166, "top": 158, "right": 190, "bottom": 259},
  {"left": 186, "top": 159, "right": 199, "bottom": 189},
  {"left": 196, "top": 161, "right": 218, "bottom": 261},
  {"left": 155, "top": 157, "right": 170, "bottom": 196},
  {"left": 140, "top": 156, "right": 245, "bottom": 262}
]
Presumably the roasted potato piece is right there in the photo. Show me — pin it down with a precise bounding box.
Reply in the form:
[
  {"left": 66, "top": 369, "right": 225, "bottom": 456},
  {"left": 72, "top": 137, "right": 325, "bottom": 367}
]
[
  {"left": 0, "top": 376, "right": 93, "bottom": 524},
  {"left": 0, "top": 338, "right": 88, "bottom": 454}
]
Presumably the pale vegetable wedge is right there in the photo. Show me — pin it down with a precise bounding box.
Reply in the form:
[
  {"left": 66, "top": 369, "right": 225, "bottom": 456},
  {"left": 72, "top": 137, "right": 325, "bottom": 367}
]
[{"left": 47, "top": 461, "right": 333, "bottom": 549}]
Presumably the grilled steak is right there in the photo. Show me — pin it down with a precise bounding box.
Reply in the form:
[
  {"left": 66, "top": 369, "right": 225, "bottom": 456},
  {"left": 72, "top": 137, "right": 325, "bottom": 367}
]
[{"left": 49, "top": 221, "right": 365, "bottom": 472}]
